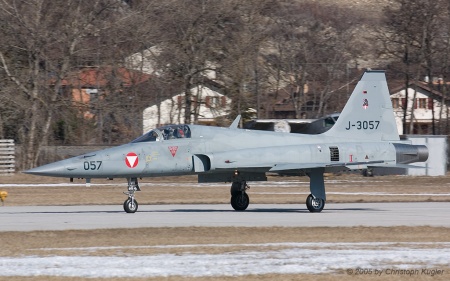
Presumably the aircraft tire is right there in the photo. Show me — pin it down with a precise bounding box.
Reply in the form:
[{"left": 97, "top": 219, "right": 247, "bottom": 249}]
[
  {"left": 230, "top": 193, "right": 249, "bottom": 211},
  {"left": 306, "top": 194, "right": 325, "bottom": 213},
  {"left": 123, "top": 198, "right": 139, "bottom": 213},
  {"left": 230, "top": 182, "right": 241, "bottom": 196}
]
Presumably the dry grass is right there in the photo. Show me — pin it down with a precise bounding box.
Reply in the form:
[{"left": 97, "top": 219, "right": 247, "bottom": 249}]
[
  {"left": 1, "top": 173, "right": 450, "bottom": 206},
  {"left": 1, "top": 226, "right": 449, "bottom": 257},
  {"left": 3, "top": 274, "right": 446, "bottom": 281},
  {"left": 0, "top": 227, "right": 449, "bottom": 281},
  {"left": 2, "top": 272, "right": 449, "bottom": 281},
  {"left": 1, "top": 173, "right": 450, "bottom": 280}
]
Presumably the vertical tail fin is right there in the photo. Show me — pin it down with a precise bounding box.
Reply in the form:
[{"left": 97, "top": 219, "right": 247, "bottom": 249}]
[{"left": 323, "top": 71, "right": 399, "bottom": 141}]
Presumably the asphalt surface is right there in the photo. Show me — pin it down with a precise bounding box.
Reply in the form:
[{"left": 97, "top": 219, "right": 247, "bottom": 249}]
[{"left": 1, "top": 202, "right": 449, "bottom": 231}]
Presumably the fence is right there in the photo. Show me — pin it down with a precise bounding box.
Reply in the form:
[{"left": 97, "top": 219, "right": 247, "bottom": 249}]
[{"left": 0, "top": 140, "right": 15, "bottom": 175}]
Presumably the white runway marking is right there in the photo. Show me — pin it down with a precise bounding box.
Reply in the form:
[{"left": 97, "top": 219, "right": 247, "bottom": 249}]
[{"left": 1, "top": 242, "right": 449, "bottom": 278}]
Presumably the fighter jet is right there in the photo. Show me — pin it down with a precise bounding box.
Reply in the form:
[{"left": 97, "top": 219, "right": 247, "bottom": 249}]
[{"left": 25, "top": 71, "right": 429, "bottom": 213}]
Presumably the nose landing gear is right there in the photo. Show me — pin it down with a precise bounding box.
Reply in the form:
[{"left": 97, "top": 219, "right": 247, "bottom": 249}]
[{"left": 123, "top": 178, "right": 140, "bottom": 213}]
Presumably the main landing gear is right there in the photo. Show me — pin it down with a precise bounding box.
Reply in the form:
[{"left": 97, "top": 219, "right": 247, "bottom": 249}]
[
  {"left": 228, "top": 168, "right": 327, "bottom": 213},
  {"left": 230, "top": 180, "right": 250, "bottom": 211},
  {"left": 123, "top": 177, "right": 140, "bottom": 213},
  {"left": 306, "top": 168, "right": 326, "bottom": 213}
]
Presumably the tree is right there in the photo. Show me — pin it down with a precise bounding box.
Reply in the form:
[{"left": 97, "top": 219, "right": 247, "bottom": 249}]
[
  {"left": 264, "top": 1, "right": 362, "bottom": 119},
  {"left": 379, "top": 0, "right": 450, "bottom": 134},
  {"left": 0, "top": 0, "right": 128, "bottom": 168},
  {"left": 136, "top": 0, "right": 231, "bottom": 124}
]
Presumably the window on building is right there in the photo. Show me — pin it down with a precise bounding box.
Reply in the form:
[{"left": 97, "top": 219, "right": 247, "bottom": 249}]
[
  {"left": 205, "top": 96, "right": 226, "bottom": 108},
  {"left": 391, "top": 98, "right": 400, "bottom": 108},
  {"left": 418, "top": 98, "right": 427, "bottom": 109}
]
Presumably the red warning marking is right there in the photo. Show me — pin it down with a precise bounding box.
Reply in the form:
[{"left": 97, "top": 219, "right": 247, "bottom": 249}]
[
  {"left": 363, "top": 90, "right": 367, "bottom": 94},
  {"left": 125, "top": 152, "right": 139, "bottom": 168},
  {"left": 168, "top": 146, "right": 178, "bottom": 157},
  {"left": 349, "top": 154, "right": 353, "bottom": 162}
]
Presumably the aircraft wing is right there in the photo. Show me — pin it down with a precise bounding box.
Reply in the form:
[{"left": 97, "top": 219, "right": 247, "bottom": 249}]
[{"left": 269, "top": 163, "right": 330, "bottom": 171}]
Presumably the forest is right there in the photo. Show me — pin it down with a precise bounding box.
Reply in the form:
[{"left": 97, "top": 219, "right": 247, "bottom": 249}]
[{"left": 1, "top": 0, "right": 450, "bottom": 169}]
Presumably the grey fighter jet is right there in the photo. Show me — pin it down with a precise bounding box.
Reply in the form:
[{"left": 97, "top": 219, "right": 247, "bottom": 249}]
[{"left": 25, "top": 71, "right": 429, "bottom": 213}]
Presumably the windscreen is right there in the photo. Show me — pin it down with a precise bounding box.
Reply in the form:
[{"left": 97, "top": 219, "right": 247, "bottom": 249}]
[{"left": 131, "top": 125, "right": 191, "bottom": 143}]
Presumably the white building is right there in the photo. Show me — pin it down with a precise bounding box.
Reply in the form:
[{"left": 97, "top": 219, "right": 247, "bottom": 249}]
[
  {"left": 390, "top": 81, "right": 449, "bottom": 135},
  {"left": 126, "top": 48, "right": 230, "bottom": 133},
  {"left": 142, "top": 85, "right": 232, "bottom": 132}
]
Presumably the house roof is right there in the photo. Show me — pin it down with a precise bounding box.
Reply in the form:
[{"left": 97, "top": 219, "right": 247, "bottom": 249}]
[
  {"left": 61, "top": 67, "right": 152, "bottom": 88},
  {"left": 389, "top": 80, "right": 449, "bottom": 101}
]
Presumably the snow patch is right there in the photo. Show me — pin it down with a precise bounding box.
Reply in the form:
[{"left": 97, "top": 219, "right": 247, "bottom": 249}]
[{"left": 1, "top": 242, "right": 449, "bottom": 278}]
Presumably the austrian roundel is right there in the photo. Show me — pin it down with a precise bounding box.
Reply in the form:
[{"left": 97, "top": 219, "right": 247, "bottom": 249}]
[{"left": 125, "top": 152, "right": 139, "bottom": 168}]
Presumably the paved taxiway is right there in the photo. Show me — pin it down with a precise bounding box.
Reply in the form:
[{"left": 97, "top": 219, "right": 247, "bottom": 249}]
[{"left": 1, "top": 202, "right": 449, "bottom": 231}]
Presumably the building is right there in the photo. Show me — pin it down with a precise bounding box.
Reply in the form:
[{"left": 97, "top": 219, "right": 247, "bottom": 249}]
[
  {"left": 60, "top": 67, "right": 152, "bottom": 119},
  {"left": 142, "top": 84, "right": 232, "bottom": 132},
  {"left": 126, "top": 48, "right": 232, "bottom": 132},
  {"left": 389, "top": 80, "right": 450, "bottom": 135}
]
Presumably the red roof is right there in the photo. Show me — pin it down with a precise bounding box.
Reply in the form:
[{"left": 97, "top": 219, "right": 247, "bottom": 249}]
[{"left": 61, "top": 67, "right": 151, "bottom": 88}]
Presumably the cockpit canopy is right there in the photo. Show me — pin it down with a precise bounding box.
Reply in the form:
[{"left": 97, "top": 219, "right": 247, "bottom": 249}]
[{"left": 131, "top": 125, "right": 191, "bottom": 143}]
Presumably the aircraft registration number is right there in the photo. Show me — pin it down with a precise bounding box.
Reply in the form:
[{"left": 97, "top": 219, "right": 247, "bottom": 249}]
[
  {"left": 83, "top": 161, "right": 102, "bottom": 170},
  {"left": 345, "top": 120, "right": 380, "bottom": 130}
]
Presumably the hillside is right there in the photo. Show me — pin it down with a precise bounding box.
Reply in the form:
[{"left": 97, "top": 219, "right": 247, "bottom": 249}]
[{"left": 307, "top": 0, "right": 392, "bottom": 18}]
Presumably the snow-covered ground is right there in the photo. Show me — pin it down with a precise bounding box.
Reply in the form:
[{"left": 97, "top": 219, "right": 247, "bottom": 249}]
[{"left": 0, "top": 242, "right": 448, "bottom": 278}]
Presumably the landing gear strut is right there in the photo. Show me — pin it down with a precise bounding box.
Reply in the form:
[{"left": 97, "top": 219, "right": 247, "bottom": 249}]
[
  {"left": 123, "top": 177, "right": 140, "bottom": 213},
  {"left": 306, "top": 168, "right": 326, "bottom": 213},
  {"left": 230, "top": 180, "right": 250, "bottom": 211}
]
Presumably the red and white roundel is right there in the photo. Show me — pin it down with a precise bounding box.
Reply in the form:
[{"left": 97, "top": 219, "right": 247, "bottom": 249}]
[{"left": 125, "top": 152, "right": 139, "bottom": 168}]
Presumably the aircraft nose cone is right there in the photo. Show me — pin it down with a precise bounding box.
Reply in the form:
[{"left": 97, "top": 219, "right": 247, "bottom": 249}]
[{"left": 24, "top": 161, "right": 67, "bottom": 177}]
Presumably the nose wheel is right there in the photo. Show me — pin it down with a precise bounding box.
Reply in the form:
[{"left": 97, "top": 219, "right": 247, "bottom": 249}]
[
  {"left": 123, "top": 177, "right": 140, "bottom": 213},
  {"left": 124, "top": 198, "right": 138, "bottom": 213}
]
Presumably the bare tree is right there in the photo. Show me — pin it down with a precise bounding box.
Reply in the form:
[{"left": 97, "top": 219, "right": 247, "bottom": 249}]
[
  {"left": 266, "top": 2, "right": 361, "bottom": 119},
  {"left": 379, "top": 0, "right": 449, "bottom": 134},
  {"left": 219, "top": 0, "right": 274, "bottom": 122},
  {"left": 136, "top": 0, "right": 231, "bottom": 124},
  {"left": 0, "top": 0, "right": 127, "bottom": 168}
]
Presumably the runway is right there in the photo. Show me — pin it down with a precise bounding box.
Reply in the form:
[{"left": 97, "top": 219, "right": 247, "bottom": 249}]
[{"left": 1, "top": 202, "right": 450, "bottom": 231}]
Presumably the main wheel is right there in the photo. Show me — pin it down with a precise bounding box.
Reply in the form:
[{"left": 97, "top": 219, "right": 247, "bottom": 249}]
[
  {"left": 231, "top": 193, "right": 249, "bottom": 211},
  {"left": 306, "top": 194, "right": 325, "bottom": 213},
  {"left": 230, "top": 182, "right": 241, "bottom": 196},
  {"left": 123, "top": 198, "right": 139, "bottom": 213}
]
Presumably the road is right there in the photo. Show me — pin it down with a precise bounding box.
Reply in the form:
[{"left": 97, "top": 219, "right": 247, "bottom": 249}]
[{"left": 1, "top": 202, "right": 449, "bottom": 231}]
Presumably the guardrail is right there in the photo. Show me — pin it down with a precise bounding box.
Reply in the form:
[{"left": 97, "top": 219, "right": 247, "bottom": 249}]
[{"left": 0, "top": 139, "right": 15, "bottom": 175}]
